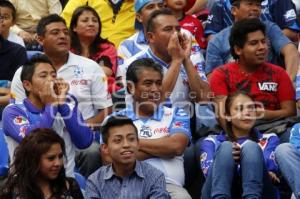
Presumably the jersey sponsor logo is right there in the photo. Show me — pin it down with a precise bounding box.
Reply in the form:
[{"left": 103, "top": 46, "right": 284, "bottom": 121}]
[
  {"left": 140, "top": 125, "right": 152, "bottom": 138},
  {"left": 153, "top": 127, "right": 168, "bottom": 134},
  {"left": 284, "top": 9, "right": 296, "bottom": 21},
  {"left": 70, "top": 79, "right": 89, "bottom": 86},
  {"left": 13, "top": 116, "right": 29, "bottom": 125},
  {"left": 18, "top": 126, "right": 27, "bottom": 138},
  {"left": 258, "top": 82, "right": 277, "bottom": 92},
  {"left": 73, "top": 65, "right": 84, "bottom": 78}
]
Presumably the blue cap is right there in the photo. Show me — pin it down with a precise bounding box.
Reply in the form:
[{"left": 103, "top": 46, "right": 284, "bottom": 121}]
[{"left": 134, "top": 0, "right": 163, "bottom": 30}]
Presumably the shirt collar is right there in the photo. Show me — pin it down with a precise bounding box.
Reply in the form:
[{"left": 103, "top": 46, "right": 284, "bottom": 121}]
[
  {"left": 147, "top": 48, "right": 169, "bottom": 68},
  {"left": 137, "top": 30, "right": 148, "bottom": 44},
  {"left": 23, "top": 98, "right": 43, "bottom": 114},
  {"left": 103, "top": 161, "right": 145, "bottom": 180},
  {"left": 124, "top": 104, "right": 164, "bottom": 121}
]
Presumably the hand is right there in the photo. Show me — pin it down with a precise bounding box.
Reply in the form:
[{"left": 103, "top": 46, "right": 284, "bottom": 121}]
[
  {"left": 268, "top": 171, "right": 280, "bottom": 184},
  {"left": 167, "top": 31, "right": 185, "bottom": 62},
  {"left": 232, "top": 142, "right": 241, "bottom": 163},
  {"left": 53, "top": 78, "right": 69, "bottom": 105},
  {"left": 18, "top": 31, "right": 35, "bottom": 43},
  {"left": 178, "top": 32, "right": 192, "bottom": 60},
  {"left": 39, "top": 80, "right": 57, "bottom": 105}
]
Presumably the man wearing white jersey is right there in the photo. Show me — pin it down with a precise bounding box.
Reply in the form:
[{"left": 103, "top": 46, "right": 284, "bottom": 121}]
[
  {"left": 10, "top": 14, "right": 113, "bottom": 177},
  {"left": 112, "top": 58, "right": 192, "bottom": 199}
]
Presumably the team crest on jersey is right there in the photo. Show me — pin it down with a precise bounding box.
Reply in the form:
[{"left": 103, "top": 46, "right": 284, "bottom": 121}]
[
  {"left": 73, "top": 65, "right": 84, "bottom": 78},
  {"left": 18, "top": 126, "right": 27, "bottom": 138},
  {"left": 258, "top": 138, "right": 268, "bottom": 150},
  {"left": 284, "top": 9, "right": 296, "bottom": 21},
  {"left": 140, "top": 125, "right": 152, "bottom": 138},
  {"left": 258, "top": 82, "right": 277, "bottom": 92},
  {"left": 13, "top": 116, "right": 29, "bottom": 125}
]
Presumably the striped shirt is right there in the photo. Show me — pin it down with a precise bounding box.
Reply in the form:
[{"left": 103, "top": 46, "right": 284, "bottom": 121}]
[{"left": 85, "top": 161, "right": 170, "bottom": 199}]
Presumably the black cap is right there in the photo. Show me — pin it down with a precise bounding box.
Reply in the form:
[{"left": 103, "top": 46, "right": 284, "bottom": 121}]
[{"left": 230, "top": 0, "right": 264, "bottom": 4}]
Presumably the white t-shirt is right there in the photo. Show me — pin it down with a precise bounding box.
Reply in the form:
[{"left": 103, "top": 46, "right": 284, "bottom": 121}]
[{"left": 7, "top": 31, "right": 25, "bottom": 47}]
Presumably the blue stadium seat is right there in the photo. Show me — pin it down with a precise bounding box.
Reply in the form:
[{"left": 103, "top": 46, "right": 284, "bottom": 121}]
[{"left": 0, "top": 129, "right": 9, "bottom": 177}]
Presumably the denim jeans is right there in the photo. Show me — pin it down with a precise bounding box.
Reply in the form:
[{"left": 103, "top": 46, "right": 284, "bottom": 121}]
[
  {"left": 202, "top": 141, "right": 277, "bottom": 199},
  {"left": 275, "top": 143, "right": 300, "bottom": 198}
]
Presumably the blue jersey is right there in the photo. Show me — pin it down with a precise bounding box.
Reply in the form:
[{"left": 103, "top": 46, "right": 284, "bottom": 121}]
[
  {"left": 2, "top": 98, "right": 93, "bottom": 176},
  {"left": 200, "top": 130, "right": 279, "bottom": 177},
  {"left": 205, "top": 0, "right": 300, "bottom": 36}
]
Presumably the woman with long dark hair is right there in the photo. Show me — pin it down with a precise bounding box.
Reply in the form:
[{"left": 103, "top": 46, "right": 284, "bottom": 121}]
[
  {"left": 200, "top": 92, "right": 280, "bottom": 199},
  {"left": 0, "top": 128, "right": 84, "bottom": 199},
  {"left": 69, "top": 5, "right": 118, "bottom": 89}
]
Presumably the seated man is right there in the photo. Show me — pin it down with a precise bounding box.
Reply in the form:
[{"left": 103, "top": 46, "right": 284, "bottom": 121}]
[
  {"left": 205, "top": 0, "right": 300, "bottom": 81},
  {"left": 9, "top": 0, "right": 62, "bottom": 49},
  {"left": 86, "top": 115, "right": 170, "bottom": 199},
  {"left": 113, "top": 58, "right": 192, "bottom": 198},
  {"left": 210, "top": 18, "right": 296, "bottom": 140},
  {"left": 0, "top": 7, "right": 26, "bottom": 121},
  {"left": 2, "top": 54, "right": 93, "bottom": 177},
  {"left": 118, "top": 0, "right": 164, "bottom": 61},
  {"left": 205, "top": 0, "right": 300, "bottom": 41},
  {"left": 117, "top": 9, "right": 210, "bottom": 112},
  {"left": 10, "top": 14, "right": 113, "bottom": 177}
]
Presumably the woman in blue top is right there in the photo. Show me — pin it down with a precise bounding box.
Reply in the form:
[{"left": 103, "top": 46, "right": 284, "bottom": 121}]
[{"left": 200, "top": 92, "right": 280, "bottom": 199}]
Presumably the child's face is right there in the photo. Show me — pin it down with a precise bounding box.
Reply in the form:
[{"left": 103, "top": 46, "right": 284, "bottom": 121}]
[
  {"left": 166, "top": 0, "right": 186, "bottom": 11},
  {"left": 227, "top": 94, "right": 256, "bottom": 134},
  {"left": 0, "top": 7, "right": 14, "bottom": 34}
]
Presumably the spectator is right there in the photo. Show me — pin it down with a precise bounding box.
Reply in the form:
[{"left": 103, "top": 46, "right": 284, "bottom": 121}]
[
  {"left": 275, "top": 123, "right": 300, "bottom": 199},
  {"left": 0, "top": 7, "right": 27, "bottom": 120},
  {"left": 166, "top": 0, "right": 207, "bottom": 49},
  {"left": 210, "top": 18, "right": 296, "bottom": 139},
  {"left": 112, "top": 58, "right": 191, "bottom": 198},
  {"left": 2, "top": 54, "right": 93, "bottom": 177},
  {"left": 61, "top": 0, "right": 135, "bottom": 47},
  {"left": 200, "top": 92, "right": 279, "bottom": 199},
  {"left": 86, "top": 115, "right": 170, "bottom": 199},
  {"left": 70, "top": 5, "right": 117, "bottom": 77},
  {"left": 9, "top": 0, "right": 62, "bottom": 49},
  {"left": 205, "top": 0, "right": 300, "bottom": 41},
  {"left": 0, "top": 1, "right": 24, "bottom": 46},
  {"left": 69, "top": 5, "right": 119, "bottom": 93},
  {"left": 10, "top": 14, "right": 113, "bottom": 177},
  {"left": 0, "top": 128, "right": 84, "bottom": 199},
  {"left": 118, "top": 0, "right": 164, "bottom": 61},
  {"left": 205, "top": 0, "right": 300, "bottom": 82},
  {"left": 117, "top": 9, "right": 209, "bottom": 112}
]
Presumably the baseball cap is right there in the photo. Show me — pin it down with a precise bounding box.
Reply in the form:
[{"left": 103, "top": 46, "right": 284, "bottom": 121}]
[{"left": 134, "top": 0, "right": 163, "bottom": 30}]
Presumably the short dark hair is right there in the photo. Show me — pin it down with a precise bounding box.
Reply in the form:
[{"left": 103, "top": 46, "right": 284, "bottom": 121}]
[
  {"left": 229, "top": 18, "right": 265, "bottom": 59},
  {"left": 0, "top": 0, "right": 16, "bottom": 21},
  {"left": 21, "top": 54, "right": 55, "bottom": 96},
  {"left": 101, "top": 115, "right": 138, "bottom": 144},
  {"left": 146, "top": 8, "right": 173, "bottom": 33},
  {"left": 126, "top": 58, "right": 163, "bottom": 93},
  {"left": 36, "top": 14, "right": 66, "bottom": 36},
  {"left": 231, "top": 0, "right": 263, "bottom": 7}
]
